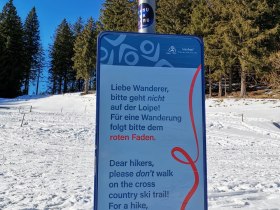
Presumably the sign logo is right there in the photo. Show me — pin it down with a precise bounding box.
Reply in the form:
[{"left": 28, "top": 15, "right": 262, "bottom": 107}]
[
  {"left": 138, "top": 3, "right": 154, "bottom": 29},
  {"left": 167, "top": 46, "right": 177, "bottom": 54}
]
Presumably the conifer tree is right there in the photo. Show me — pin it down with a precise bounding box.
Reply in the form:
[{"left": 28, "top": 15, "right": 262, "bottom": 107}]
[
  {"left": 35, "top": 44, "right": 45, "bottom": 95},
  {"left": 49, "top": 19, "right": 74, "bottom": 94},
  {"left": 157, "top": 0, "right": 192, "bottom": 34},
  {"left": 209, "top": 1, "right": 237, "bottom": 96},
  {"left": 223, "top": 0, "right": 278, "bottom": 97},
  {"left": 189, "top": 0, "right": 226, "bottom": 96},
  {"left": 100, "top": 0, "right": 137, "bottom": 32},
  {"left": 96, "top": 20, "right": 103, "bottom": 34},
  {"left": 189, "top": 0, "right": 278, "bottom": 97},
  {"left": 70, "top": 17, "right": 84, "bottom": 92},
  {"left": 23, "top": 7, "right": 41, "bottom": 95},
  {"left": 264, "top": 51, "right": 280, "bottom": 89},
  {"left": 257, "top": 0, "right": 280, "bottom": 89},
  {"left": 0, "top": 0, "right": 25, "bottom": 98},
  {"left": 72, "top": 17, "right": 84, "bottom": 38},
  {"left": 0, "top": 33, "right": 5, "bottom": 93},
  {"left": 72, "top": 17, "right": 97, "bottom": 94}
]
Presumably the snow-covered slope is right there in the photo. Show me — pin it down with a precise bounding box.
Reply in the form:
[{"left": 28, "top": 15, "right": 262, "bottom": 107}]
[
  {"left": 0, "top": 93, "right": 96, "bottom": 209},
  {"left": 0, "top": 94, "right": 279, "bottom": 209}
]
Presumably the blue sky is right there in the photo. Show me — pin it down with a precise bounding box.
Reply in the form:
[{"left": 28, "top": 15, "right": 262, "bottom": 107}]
[
  {"left": 0, "top": 0, "right": 104, "bottom": 49},
  {"left": 0, "top": 0, "right": 104, "bottom": 94}
]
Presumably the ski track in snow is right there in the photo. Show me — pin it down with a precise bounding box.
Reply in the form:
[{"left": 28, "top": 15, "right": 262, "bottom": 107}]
[{"left": 0, "top": 94, "right": 280, "bottom": 209}]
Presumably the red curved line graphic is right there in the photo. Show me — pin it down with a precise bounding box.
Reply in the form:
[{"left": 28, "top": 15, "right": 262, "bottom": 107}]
[
  {"left": 189, "top": 65, "right": 202, "bottom": 163},
  {"left": 171, "top": 65, "right": 202, "bottom": 209},
  {"left": 171, "top": 147, "right": 199, "bottom": 210}
]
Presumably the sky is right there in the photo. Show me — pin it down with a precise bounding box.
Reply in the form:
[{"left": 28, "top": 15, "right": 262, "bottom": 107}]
[
  {"left": 0, "top": 0, "right": 104, "bottom": 94},
  {"left": 0, "top": 0, "right": 104, "bottom": 49}
]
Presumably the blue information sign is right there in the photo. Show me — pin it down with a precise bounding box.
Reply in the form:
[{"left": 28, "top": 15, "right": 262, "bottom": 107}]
[{"left": 95, "top": 32, "right": 207, "bottom": 210}]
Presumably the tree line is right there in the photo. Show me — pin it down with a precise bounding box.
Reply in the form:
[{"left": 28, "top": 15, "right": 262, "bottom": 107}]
[
  {"left": 101, "top": 0, "right": 280, "bottom": 97},
  {"left": 1, "top": 0, "right": 279, "bottom": 98},
  {"left": 49, "top": 17, "right": 98, "bottom": 94},
  {"left": 0, "top": 0, "right": 99, "bottom": 97},
  {"left": 0, "top": 0, "right": 43, "bottom": 98}
]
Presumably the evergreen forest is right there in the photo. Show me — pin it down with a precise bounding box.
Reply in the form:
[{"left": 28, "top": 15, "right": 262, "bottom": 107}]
[{"left": 0, "top": 0, "right": 280, "bottom": 98}]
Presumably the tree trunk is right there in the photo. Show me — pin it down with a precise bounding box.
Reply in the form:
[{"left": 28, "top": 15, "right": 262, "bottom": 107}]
[
  {"left": 52, "top": 80, "right": 56, "bottom": 95},
  {"left": 36, "top": 68, "right": 40, "bottom": 95},
  {"left": 58, "top": 78, "right": 62, "bottom": 94},
  {"left": 78, "top": 79, "right": 83, "bottom": 91},
  {"left": 224, "top": 77, "right": 227, "bottom": 97},
  {"left": 240, "top": 70, "right": 246, "bottom": 97},
  {"left": 229, "top": 68, "right": 232, "bottom": 93},
  {"left": 24, "top": 74, "right": 30, "bottom": 95},
  {"left": 63, "top": 78, "right": 68, "bottom": 93},
  {"left": 218, "top": 78, "right": 222, "bottom": 97},
  {"left": 84, "top": 79, "right": 89, "bottom": 94},
  {"left": 208, "top": 67, "right": 212, "bottom": 97}
]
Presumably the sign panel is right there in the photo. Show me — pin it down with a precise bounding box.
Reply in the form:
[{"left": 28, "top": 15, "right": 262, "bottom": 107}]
[{"left": 95, "top": 32, "right": 207, "bottom": 210}]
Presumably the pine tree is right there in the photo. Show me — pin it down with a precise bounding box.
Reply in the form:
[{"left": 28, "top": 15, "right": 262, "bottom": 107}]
[
  {"left": 35, "top": 44, "right": 45, "bottom": 95},
  {"left": 157, "top": 0, "right": 192, "bottom": 34},
  {"left": 0, "top": 33, "right": 5, "bottom": 92},
  {"left": 0, "top": 0, "right": 25, "bottom": 98},
  {"left": 49, "top": 19, "right": 74, "bottom": 94},
  {"left": 70, "top": 17, "right": 84, "bottom": 92},
  {"left": 72, "top": 17, "right": 97, "bottom": 94},
  {"left": 256, "top": 0, "right": 280, "bottom": 89},
  {"left": 262, "top": 51, "right": 280, "bottom": 90},
  {"left": 210, "top": 1, "right": 238, "bottom": 96},
  {"left": 223, "top": 0, "right": 278, "bottom": 97},
  {"left": 23, "top": 7, "right": 41, "bottom": 95},
  {"left": 189, "top": 0, "right": 227, "bottom": 96},
  {"left": 100, "top": 0, "right": 137, "bottom": 32},
  {"left": 72, "top": 17, "right": 84, "bottom": 38},
  {"left": 189, "top": 0, "right": 279, "bottom": 97}
]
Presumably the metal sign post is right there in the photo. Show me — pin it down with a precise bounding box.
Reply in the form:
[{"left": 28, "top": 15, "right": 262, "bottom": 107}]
[{"left": 138, "top": 0, "right": 156, "bottom": 33}]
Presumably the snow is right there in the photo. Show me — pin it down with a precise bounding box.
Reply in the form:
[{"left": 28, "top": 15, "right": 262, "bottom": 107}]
[
  {"left": 0, "top": 93, "right": 95, "bottom": 209},
  {"left": 206, "top": 98, "right": 280, "bottom": 210},
  {"left": 0, "top": 94, "right": 280, "bottom": 209}
]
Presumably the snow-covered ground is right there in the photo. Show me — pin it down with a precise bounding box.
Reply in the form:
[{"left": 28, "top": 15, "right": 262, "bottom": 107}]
[
  {"left": 206, "top": 98, "right": 280, "bottom": 209},
  {"left": 0, "top": 94, "right": 96, "bottom": 209},
  {"left": 0, "top": 94, "right": 280, "bottom": 209}
]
